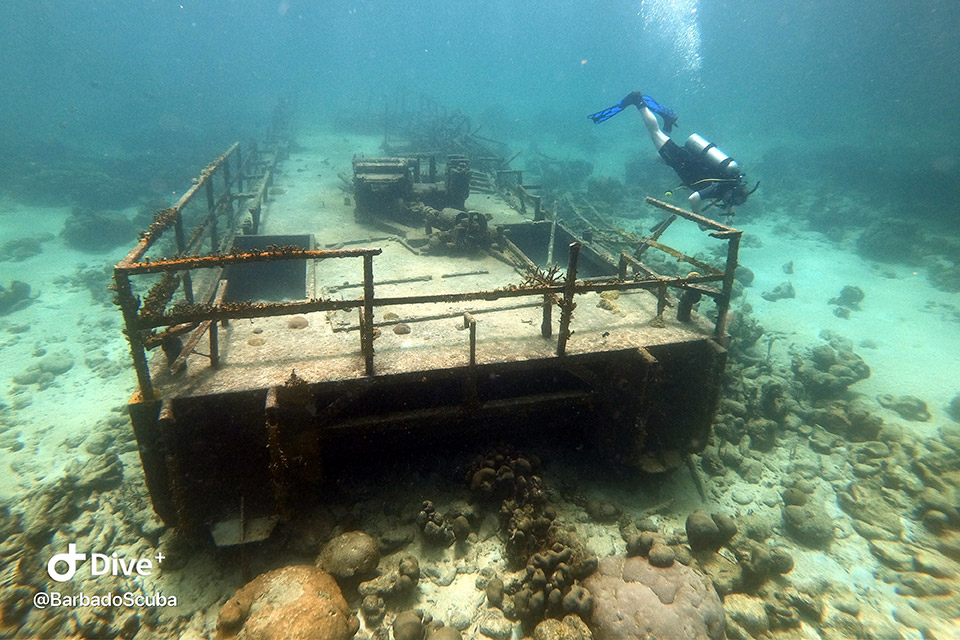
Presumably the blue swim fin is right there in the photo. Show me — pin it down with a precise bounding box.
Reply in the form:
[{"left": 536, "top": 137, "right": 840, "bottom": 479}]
[
  {"left": 589, "top": 92, "right": 679, "bottom": 130},
  {"left": 588, "top": 103, "right": 626, "bottom": 124}
]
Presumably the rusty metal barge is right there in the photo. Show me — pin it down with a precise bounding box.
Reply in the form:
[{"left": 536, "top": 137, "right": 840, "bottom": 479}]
[{"left": 113, "top": 119, "right": 741, "bottom": 540}]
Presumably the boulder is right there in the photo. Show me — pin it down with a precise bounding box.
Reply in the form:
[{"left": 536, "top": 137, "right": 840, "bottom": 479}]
[
  {"left": 792, "top": 344, "right": 870, "bottom": 399},
  {"left": 216, "top": 565, "right": 359, "bottom": 640},
  {"left": 686, "top": 511, "right": 737, "bottom": 553},
  {"left": 478, "top": 608, "right": 512, "bottom": 640},
  {"left": 829, "top": 285, "right": 865, "bottom": 310},
  {"left": 61, "top": 207, "right": 137, "bottom": 251},
  {"left": 393, "top": 610, "right": 425, "bottom": 640},
  {"left": 723, "top": 593, "right": 770, "bottom": 638},
  {"left": 533, "top": 615, "right": 594, "bottom": 640},
  {"left": 317, "top": 531, "right": 380, "bottom": 580},
  {"left": 877, "top": 394, "right": 931, "bottom": 422},
  {"left": 948, "top": 394, "right": 960, "bottom": 422},
  {"left": 857, "top": 218, "right": 925, "bottom": 264},
  {"left": 583, "top": 555, "right": 724, "bottom": 640},
  {"left": 428, "top": 627, "right": 462, "bottom": 640},
  {"left": 782, "top": 505, "right": 834, "bottom": 549},
  {"left": 761, "top": 282, "right": 795, "bottom": 302},
  {"left": 0, "top": 281, "right": 36, "bottom": 316}
]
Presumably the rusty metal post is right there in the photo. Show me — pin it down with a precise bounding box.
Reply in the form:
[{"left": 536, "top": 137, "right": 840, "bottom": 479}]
[
  {"left": 114, "top": 270, "right": 154, "bottom": 399},
  {"left": 158, "top": 400, "right": 193, "bottom": 532},
  {"left": 463, "top": 312, "right": 477, "bottom": 366},
  {"left": 714, "top": 232, "right": 742, "bottom": 341},
  {"left": 541, "top": 295, "right": 553, "bottom": 338},
  {"left": 264, "top": 387, "right": 289, "bottom": 516},
  {"left": 470, "top": 319, "right": 476, "bottom": 366},
  {"left": 205, "top": 179, "right": 219, "bottom": 254},
  {"left": 362, "top": 254, "right": 375, "bottom": 375},
  {"left": 556, "top": 242, "right": 581, "bottom": 356},
  {"left": 533, "top": 195, "right": 543, "bottom": 221},
  {"left": 222, "top": 153, "right": 234, "bottom": 214},
  {"left": 209, "top": 320, "right": 219, "bottom": 369},
  {"left": 546, "top": 213, "right": 557, "bottom": 265},
  {"left": 429, "top": 155, "right": 437, "bottom": 182},
  {"left": 235, "top": 143, "right": 244, "bottom": 193},
  {"left": 619, "top": 252, "right": 629, "bottom": 280},
  {"left": 656, "top": 282, "right": 668, "bottom": 321},
  {"left": 462, "top": 313, "right": 479, "bottom": 408},
  {"left": 172, "top": 211, "right": 195, "bottom": 304}
]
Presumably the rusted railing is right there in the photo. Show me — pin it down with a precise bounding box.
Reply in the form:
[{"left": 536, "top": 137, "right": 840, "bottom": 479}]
[
  {"left": 115, "top": 145, "right": 739, "bottom": 402},
  {"left": 115, "top": 245, "right": 736, "bottom": 400},
  {"left": 630, "top": 197, "right": 741, "bottom": 341},
  {"left": 497, "top": 168, "right": 543, "bottom": 220},
  {"left": 113, "top": 140, "right": 283, "bottom": 399}
]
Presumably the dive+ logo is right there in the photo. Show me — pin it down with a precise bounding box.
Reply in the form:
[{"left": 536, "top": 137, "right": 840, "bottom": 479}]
[{"left": 47, "top": 544, "right": 164, "bottom": 582}]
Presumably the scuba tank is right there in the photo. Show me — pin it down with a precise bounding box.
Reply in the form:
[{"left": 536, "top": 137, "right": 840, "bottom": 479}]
[{"left": 684, "top": 133, "right": 741, "bottom": 177}]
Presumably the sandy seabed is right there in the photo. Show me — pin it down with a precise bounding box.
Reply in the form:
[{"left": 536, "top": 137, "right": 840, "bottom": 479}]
[{"left": 1, "top": 127, "right": 958, "bottom": 638}]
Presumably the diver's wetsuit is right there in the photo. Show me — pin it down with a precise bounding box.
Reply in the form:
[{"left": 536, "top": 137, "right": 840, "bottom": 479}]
[{"left": 657, "top": 139, "right": 739, "bottom": 203}]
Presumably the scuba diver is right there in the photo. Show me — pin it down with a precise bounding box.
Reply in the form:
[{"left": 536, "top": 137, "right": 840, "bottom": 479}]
[{"left": 589, "top": 91, "right": 758, "bottom": 215}]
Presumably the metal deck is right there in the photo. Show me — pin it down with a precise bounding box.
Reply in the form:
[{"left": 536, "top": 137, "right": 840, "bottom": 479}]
[{"left": 114, "top": 128, "right": 738, "bottom": 536}]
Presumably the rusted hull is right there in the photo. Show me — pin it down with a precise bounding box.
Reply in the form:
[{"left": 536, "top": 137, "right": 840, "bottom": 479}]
[{"left": 129, "top": 338, "right": 725, "bottom": 531}]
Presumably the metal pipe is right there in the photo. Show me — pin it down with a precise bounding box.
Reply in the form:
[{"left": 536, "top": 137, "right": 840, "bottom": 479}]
[
  {"left": 328, "top": 274, "right": 432, "bottom": 292},
  {"left": 541, "top": 295, "right": 553, "bottom": 338},
  {"left": 113, "top": 271, "right": 153, "bottom": 399},
  {"left": 222, "top": 152, "right": 234, "bottom": 214},
  {"left": 205, "top": 179, "right": 220, "bottom": 253},
  {"left": 158, "top": 400, "right": 192, "bottom": 532},
  {"left": 235, "top": 143, "right": 244, "bottom": 193},
  {"left": 264, "top": 387, "right": 289, "bottom": 517},
  {"left": 331, "top": 301, "right": 540, "bottom": 333},
  {"left": 362, "top": 253, "right": 375, "bottom": 375},
  {"left": 117, "top": 247, "right": 383, "bottom": 275},
  {"left": 141, "top": 274, "right": 726, "bottom": 329},
  {"left": 714, "top": 232, "right": 741, "bottom": 341},
  {"left": 546, "top": 212, "right": 557, "bottom": 265},
  {"left": 463, "top": 312, "right": 477, "bottom": 366},
  {"left": 118, "top": 144, "right": 241, "bottom": 267},
  {"left": 210, "top": 280, "right": 227, "bottom": 368},
  {"left": 645, "top": 196, "right": 738, "bottom": 234},
  {"left": 172, "top": 212, "right": 194, "bottom": 304},
  {"left": 209, "top": 319, "right": 219, "bottom": 369},
  {"left": 169, "top": 280, "right": 228, "bottom": 373},
  {"left": 556, "top": 242, "right": 581, "bottom": 356}
]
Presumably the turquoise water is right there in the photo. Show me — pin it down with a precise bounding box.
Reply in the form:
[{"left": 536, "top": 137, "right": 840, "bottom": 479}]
[{"left": 2, "top": 2, "right": 959, "bottom": 638}]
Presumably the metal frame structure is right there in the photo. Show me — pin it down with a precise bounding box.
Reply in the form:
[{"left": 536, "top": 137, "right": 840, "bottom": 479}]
[
  {"left": 113, "top": 141, "right": 283, "bottom": 399},
  {"left": 112, "top": 137, "right": 741, "bottom": 533},
  {"left": 115, "top": 197, "right": 740, "bottom": 403}
]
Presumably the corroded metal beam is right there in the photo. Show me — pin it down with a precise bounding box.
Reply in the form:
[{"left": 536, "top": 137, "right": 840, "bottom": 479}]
[{"left": 117, "top": 247, "right": 383, "bottom": 276}]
